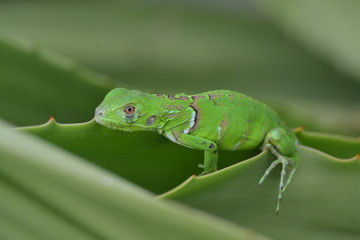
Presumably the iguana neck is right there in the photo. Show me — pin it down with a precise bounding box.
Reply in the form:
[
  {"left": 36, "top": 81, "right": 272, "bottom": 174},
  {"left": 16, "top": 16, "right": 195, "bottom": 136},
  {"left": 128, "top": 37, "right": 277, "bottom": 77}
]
[{"left": 150, "top": 93, "right": 193, "bottom": 132}]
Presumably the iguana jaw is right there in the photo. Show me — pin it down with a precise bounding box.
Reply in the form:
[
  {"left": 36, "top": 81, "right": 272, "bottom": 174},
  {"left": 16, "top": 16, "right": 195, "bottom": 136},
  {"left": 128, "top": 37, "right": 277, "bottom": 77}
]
[
  {"left": 95, "top": 115, "right": 157, "bottom": 132},
  {"left": 94, "top": 116, "right": 125, "bottom": 130}
]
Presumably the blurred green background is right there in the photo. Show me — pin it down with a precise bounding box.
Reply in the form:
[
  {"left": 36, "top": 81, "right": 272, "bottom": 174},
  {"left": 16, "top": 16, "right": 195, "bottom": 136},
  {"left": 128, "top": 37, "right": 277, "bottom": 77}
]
[
  {"left": 0, "top": 0, "right": 359, "bottom": 135},
  {"left": 1, "top": 2, "right": 359, "bottom": 239}
]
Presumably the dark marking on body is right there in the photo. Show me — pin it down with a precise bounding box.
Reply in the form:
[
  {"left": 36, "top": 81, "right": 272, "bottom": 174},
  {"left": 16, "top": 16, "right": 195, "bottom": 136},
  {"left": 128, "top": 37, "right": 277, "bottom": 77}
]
[
  {"left": 207, "top": 94, "right": 237, "bottom": 105},
  {"left": 208, "top": 94, "right": 224, "bottom": 99},
  {"left": 191, "top": 95, "right": 204, "bottom": 101},
  {"left": 209, "top": 143, "right": 214, "bottom": 149},
  {"left": 165, "top": 95, "right": 190, "bottom": 101},
  {"left": 216, "top": 118, "right": 228, "bottom": 144},
  {"left": 188, "top": 95, "right": 208, "bottom": 133},
  {"left": 146, "top": 115, "right": 156, "bottom": 126},
  {"left": 172, "top": 130, "right": 180, "bottom": 142},
  {"left": 189, "top": 104, "right": 200, "bottom": 132},
  {"left": 178, "top": 96, "right": 189, "bottom": 100},
  {"left": 168, "top": 95, "right": 176, "bottom": 100},
  {"left": 165, "top": 105, "right": 184, "bottom": 110},
  {"left": 208, "top": 94, "right": 218, "bottom": 105},
  {"left": 220, "top": 119, "right": 228, "bottom": 128},
  {"left": 219, "top": 119, "right": 229, "bottom": 137}
]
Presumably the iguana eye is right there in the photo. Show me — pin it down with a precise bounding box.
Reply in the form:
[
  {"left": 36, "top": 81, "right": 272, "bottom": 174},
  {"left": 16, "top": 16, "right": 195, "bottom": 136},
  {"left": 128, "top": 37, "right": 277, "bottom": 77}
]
[{"left": 124, "top": 105, "right": 135, "bottom": 114}]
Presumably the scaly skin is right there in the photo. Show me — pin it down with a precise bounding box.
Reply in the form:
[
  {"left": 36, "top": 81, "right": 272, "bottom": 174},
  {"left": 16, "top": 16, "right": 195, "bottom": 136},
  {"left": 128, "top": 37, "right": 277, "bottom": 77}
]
[{"left": 95, "top": 88, "right": 299, "bottom": 213}]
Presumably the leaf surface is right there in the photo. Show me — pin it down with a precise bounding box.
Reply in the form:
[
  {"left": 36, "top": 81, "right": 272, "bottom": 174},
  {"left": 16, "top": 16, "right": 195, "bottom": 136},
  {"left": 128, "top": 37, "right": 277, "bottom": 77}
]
[
  {"left": 162, "top": 147, "right": 360, "bottom": 240},
  {"left": 18, "top": 119, "right": 360, "bottom": 240},
  {"left": 1, "top": 119, "right": 269, "bottom": 240}
]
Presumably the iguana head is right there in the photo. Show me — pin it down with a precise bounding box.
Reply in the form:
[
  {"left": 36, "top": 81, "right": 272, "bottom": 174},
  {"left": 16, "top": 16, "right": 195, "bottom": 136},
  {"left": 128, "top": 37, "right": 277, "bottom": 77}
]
[{"left": 95, "top": 88, "right": 162, "bottom": 132}]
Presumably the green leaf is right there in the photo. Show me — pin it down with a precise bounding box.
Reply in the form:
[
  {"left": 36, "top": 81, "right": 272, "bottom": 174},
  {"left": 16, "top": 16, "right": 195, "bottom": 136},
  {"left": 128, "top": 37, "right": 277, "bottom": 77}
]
[
  {"left": 19, "top": 119, "right": 257, "bottom": 194},
  {"left": 256, "top": 0, "right": 360, "bottom": 83},
  {"left": 0, "top": 1, "right": 359, "bottom": 103},
  {"left": 161, "top": 147, "right": 360, "bottom": 240},
  {"left": 18, "top": 119, "right": 360, "bottom": 240},
  {"left": 1, "top": 3, "right": 359, "bottom": 134},
  {"left": 296, "top": 130, "right": 360, "bottom": 159},
  {"left": 2, "top": 2, "right": 360, "bottom": 239},
  {"left": 0, "top": 34, "right": 116, "bottom": 126},
  {"left": 0, "top": 119, "right": 269, "bottom": 240},
  {"left": 269, "top": 99, "right": 360, "bottom": 136}
]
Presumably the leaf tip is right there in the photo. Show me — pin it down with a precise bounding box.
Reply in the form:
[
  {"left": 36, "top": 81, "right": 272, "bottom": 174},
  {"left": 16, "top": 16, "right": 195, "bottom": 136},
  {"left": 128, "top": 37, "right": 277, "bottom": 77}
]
[
  {"left": 47, "top": 116, "right": 57, "bottom": 124},
  {"left": 293, "top": 126, "right": 305, "bottom": 133}
]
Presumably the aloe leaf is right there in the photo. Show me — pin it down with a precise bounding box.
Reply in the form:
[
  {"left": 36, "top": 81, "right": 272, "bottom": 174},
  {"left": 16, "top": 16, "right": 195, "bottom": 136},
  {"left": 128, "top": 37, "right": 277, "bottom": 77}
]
[
  {"left": 161, "top": 147, "right": 360, "bottom": 240},
  {"left": 0, "top": 119, "right": 270, "bottom": 240},
  {"left": 1, "top": 2, "right": 359, "bottom": 239},
  {"left": 19, "top": 119, "right": 258, "bottom": 194},
  {"left": 0, "top": 1, "right": 359, "bottom": 103},
  {"left": 17, "top": 118, "right": 360, "bottom": 240},
  {"left": 270, "top": 99, "right": 360, "bottom": 136},
  {"left": 0, "top": 35, "right": 116, "bottom": 126},
  {"left": 256, "top": 0, "right": 360, "bottom": 83},
  {"left": 0, "top": 18, "right": 359, "bottom": 134},
  {"left": 295, "top": 130, "right": 360, "bottom": 159}
]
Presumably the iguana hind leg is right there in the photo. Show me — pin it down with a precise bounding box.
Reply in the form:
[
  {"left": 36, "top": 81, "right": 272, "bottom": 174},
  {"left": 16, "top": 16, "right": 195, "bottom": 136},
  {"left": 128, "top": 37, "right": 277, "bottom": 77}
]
[{"left": 258, "top": 128, "right": 299, "bottom": 214}]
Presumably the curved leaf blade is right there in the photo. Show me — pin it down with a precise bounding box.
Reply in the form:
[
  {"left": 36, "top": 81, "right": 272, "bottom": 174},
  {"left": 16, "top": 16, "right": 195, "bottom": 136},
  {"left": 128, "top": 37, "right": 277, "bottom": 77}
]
[
  {"left": 161, "top": 147, "right": 360, "bottom": 240},
  {"left": 256, "top": 0, "right": 360, "bottom": 84},
  {"left": 0, "top": 35, "right": 116, "bottom": 126},
  {"left": 16, "top": 119, "right": 360, "bottom": 240},
  {"left": 295, "top": 130, "right": 360, "bottom": 158},
  {"left": 19, "top": 118, "right": 258, "bottom": 194},
  {"left": 0, "top": 119, "right": 270, "bottom": 240}
]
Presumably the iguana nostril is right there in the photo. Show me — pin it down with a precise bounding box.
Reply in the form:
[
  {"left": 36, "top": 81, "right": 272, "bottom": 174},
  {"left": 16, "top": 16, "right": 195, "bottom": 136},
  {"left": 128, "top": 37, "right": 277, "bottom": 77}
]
[{"left": 95, "top": 107, "right": 104, "bottom": 117}]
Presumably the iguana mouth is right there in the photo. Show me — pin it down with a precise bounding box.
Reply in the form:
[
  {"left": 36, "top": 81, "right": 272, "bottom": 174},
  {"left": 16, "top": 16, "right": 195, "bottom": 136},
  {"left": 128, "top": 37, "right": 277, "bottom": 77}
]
[
  {"left": 95, "top": 116, "right": 124, "bottom": 130},
  {"left": 95, "top": 116, "right": 139, "bottom": 132}
]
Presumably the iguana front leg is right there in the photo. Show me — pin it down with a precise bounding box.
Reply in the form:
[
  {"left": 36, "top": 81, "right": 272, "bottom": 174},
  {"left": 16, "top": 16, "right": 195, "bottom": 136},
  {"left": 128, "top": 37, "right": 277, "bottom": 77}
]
[{"left": 164, "top": 130, "right": 218, "bottom": 175}]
